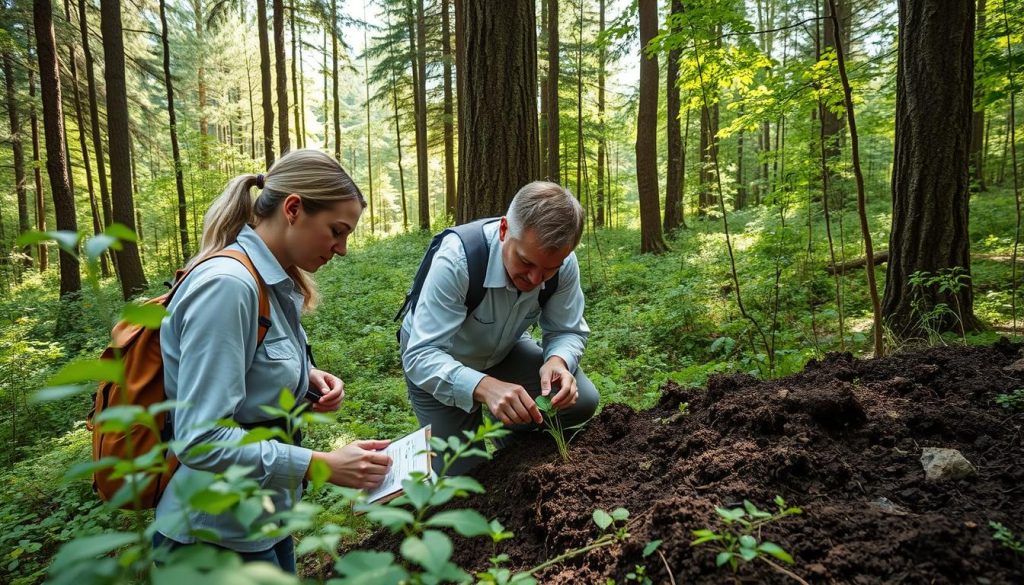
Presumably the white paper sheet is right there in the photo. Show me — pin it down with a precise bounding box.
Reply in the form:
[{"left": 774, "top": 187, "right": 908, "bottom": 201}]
[{"left": 366, "top": 425, "right": 432, "bottom": 504}]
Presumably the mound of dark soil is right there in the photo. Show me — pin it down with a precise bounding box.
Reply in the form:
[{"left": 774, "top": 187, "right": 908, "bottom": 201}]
[{"left": 366, "top": 341, "right": 1024, "bottom": 583}]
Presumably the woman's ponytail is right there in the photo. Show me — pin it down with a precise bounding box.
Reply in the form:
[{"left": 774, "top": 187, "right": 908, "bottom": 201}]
[{"left": 185, "top": 174, "right": 260, "bottom": 269}]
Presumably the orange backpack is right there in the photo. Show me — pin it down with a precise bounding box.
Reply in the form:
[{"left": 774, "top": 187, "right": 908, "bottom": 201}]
[{"left": 87, "top": 250, "right": 271, "bottom": 509}]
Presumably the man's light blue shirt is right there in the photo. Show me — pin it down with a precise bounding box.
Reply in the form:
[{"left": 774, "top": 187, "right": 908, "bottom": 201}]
[
  {"left": 401, "top": 221, "right": 589, "bottom": 412},
  {"left": 156, "top": 225, "right": 313, "bottom": 552}
]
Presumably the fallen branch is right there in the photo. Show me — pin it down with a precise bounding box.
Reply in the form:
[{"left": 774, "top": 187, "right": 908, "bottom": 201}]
[{"left": 825, "top": 250, "right": 889, "bottom": 275}]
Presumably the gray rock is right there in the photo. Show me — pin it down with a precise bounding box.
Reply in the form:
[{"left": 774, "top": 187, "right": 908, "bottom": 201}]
[{"left": 920, "top": 447, "right": 976, "bottom": 481}]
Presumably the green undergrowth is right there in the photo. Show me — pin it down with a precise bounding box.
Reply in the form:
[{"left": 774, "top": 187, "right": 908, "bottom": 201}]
[{"left": 1, "top": 187, "right": 1022, "bottom": 581}]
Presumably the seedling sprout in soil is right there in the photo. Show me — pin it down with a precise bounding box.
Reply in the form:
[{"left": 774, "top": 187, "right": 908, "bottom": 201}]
[{"left": 535, "top": 395, "right": 587, "bottom": 462}]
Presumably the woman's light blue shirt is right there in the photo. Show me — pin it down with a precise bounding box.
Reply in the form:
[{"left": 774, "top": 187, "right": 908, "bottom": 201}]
[{"left": 156, "top": 225, "right": 313, "bottom": 552}]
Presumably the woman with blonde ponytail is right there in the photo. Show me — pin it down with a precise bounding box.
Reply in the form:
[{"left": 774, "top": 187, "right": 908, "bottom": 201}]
[{"left": 155, "top": 149, "right": 392, "bottom": 571}]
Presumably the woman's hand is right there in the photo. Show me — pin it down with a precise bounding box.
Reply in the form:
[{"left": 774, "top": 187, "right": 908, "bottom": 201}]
[
  {"left": 308, "top": 368, "right": 345, "bottom": 412},
  {"left": 309, "top": 440, "right": 392, "bottom": 490}
]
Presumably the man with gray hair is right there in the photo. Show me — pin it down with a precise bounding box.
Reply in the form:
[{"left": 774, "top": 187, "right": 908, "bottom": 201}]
[{"left": 399, "top": 181, "right": 599, "bottom": 475}]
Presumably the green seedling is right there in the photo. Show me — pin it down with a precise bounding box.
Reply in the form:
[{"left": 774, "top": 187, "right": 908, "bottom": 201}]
[
  {"left": 995, "top": 389, "right": 1024, "bottom": 411},
  {"left": 990, "top": 521, "right": 1024, "bottom": 554},
  {"left": 691, "top": 496, "right": 803, "bottom": 581},
  {"left": 535, "top": 395, "right": 588, "bottom": 462}
]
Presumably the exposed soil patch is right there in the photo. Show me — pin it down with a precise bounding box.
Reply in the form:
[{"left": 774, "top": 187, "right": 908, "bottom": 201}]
[{"left": 362, "top": 341, "right": 1024, "bottom": 583}]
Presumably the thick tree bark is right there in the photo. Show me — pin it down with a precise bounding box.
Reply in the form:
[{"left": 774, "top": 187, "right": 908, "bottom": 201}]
[
  {"left": 273, "top": 0, "right": 289, "bottom": 155},
  {"left": 442, "top": 0, "right": 456, "bottom": 217},
  {"left": 3, "top": 51, "right": 31, "bottom": 267},
  {"left": 35, "top": 0, "right": 80, "bottom": 297},
  {"left": 883, "top": 0, "right": 980, "bottom": 336},
  {"left": 820, "top": 0, "right": 845, "bottom": 187},
  {"left": 413, "top": 0, "right": 429, "bottom": 230},
  {"left": 664, "top": 0, "right": 683, "bottom": 232},
  {"left": 28, "top": 28, "right": 46, "bottom": 272},
  {"left": 636, "top": 0, "right": 667, "bottom": 253},
  {"left": 100, "top": 0, "right": 147, "bottom": 298},
  {"left": 159, "top": 0, "right": 190, "bottom": 259},
  {"left": 546, "top": 0, "right": 559, "bottom": 182},
  {"left": 456, "top": 0, "right": 539, "bottom": 222},
  {"left": 78, "top": 0, "right": 112, "bottom": 258},
  {"left": 258, "top": 0, "right": 275, "bottom": 167}
]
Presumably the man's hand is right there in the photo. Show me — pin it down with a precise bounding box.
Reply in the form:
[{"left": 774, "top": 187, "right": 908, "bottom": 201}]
[
  {"left": 540, "top": 356, "right": 578, "bottom": 410},
  {"left": 473, "top": 376, "right": 542, "bottom": 425},
  {"left": 309, "top": 439, "right": 392, "bottom": 490},
  {"left": 308, "top": 368, "right": 345, "bottom": 412}
]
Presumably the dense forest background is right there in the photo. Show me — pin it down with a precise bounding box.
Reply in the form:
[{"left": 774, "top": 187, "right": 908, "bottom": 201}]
[{"left": 0, "top": 0, "right": 1022, "bottom": 582}]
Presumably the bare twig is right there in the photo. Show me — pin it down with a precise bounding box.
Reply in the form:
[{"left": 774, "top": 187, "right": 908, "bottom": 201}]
[
  {"left": 761, "top": 556, "right": 810, "bottom": 585},
  {"left": 656, "top": 549, "right": 678, "bottom": 585}
]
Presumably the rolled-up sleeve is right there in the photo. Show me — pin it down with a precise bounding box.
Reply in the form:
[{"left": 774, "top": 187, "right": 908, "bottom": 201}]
[
  {"left": 401, "top": 239, "right": 484, "bottom": 412},
  {"left": 540, "top": 254, "right": 589, "bottom": 373},
  {"left": 170, "top": 272, "right": 312, "bottom": 490}
]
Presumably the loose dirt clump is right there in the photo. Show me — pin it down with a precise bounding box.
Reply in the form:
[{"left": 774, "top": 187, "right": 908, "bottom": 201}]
[{"left": 363, "top": 341, "right": 1024, "bottom": 583}]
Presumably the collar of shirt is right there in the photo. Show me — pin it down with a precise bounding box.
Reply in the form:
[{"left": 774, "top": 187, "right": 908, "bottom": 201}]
[
  {"left": 480, "top": 220, "right": 554, "bottom": 294},
  {"left": 235, "top": 224, "right": 293, "bottom": 289}
]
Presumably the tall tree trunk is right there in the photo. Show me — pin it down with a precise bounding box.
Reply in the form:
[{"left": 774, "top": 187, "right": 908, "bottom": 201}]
[
  {"left": 540, "top": 0, "right": 548, "bottom": 177},
  {"left": 273, "top": 0, "right": 289, "bottom": 155},
  {"left": 414, "top": 0, "right": 430, "bottom": 230},
  {"left": 698, "top": 102, "right": 719, "bottom": 214},
  {"left": 574, "top": 0, "right": 583, "bottom": 201},
  {"left": 636, "top": 0, "right": 667, "bottom": 253},
  {"left": 78, "top": 0, "right": 112, "bottom": 262},
  {"left": 385, "top": 6, "right": 408, "bottom": 231},
  {"left": 595, "top": 0, "right": 606, "bottom": 228},
  {"left": 442, "top": 0, "right": 456, "bottom": 217},
  {"left": 290, "top": 0, "right": 302, "bottom": 150},
  {"left": 3, "top": 50, "right": 31, "bottom": 267},
  {"left": 363, "top": 16, "right": 374, "bottom": 234},
  {"left": 258, "top": 0, "right": 275, "bottom": 167},
  {"left": 736, "top": 107, "right": 746, "bottom": 210},
  {"left": 456, "top": 0, "right": 539, "bottom": 221},
  {"left": 35, "top": 0, "right": 80, "bottom": 298},
  {"left": 882, "top": 0, "right": 980, "bottom": 336},
  {"left": 969, "top": 0, "right": 987, "bottom": 191},
  {"left": 664, "top": 0, "right": 683, "bottom": 232},
  {"left": 100, "top": 0, "right": 147, "bottom": 298},
  {"left": 193, "top": 0, "right": 208, "bottom": 166},
  {"left": 546, "top": 0, "right": 559, "bottom": 182},
  {"left": 159, "top": 0, "right": 190, "bottom": 259},
  {"left": 28, "top": 28, "right": 46, "bottom": 272},
  {"left": 65, "top": 0, "right": 106, "bottom": 276},
  {"left": 332, "top": 0, "right": 341, "bottom": 162}
]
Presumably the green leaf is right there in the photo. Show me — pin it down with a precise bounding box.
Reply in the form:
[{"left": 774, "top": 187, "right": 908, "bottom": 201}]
[
  {"left": 84, "top": 234, "right": 120, "bottom": 261},
  {"left": 31, "top": 384, "right": 91, "bottom": 403},
  {"left": 715, "top": 551, "right": 734, "bottom": 568},
  {"left": 309, "top": 459, "right": 331, "bottom": 491},
  {"left": 744, "top": 500, "right": 771, "bottom": 519},
  {"left": 535, "top": 395, "right": 554, "bottom": 413},
  {"left": 15, "top": 230, "right": 52, "bottom": 247},
  {"left": 758, "top": 541, "right": 794, "bottom": 564},
  {"left": 189, "top": 490, "right": 241, "bottom": 514},
  {"left": 121, "top": 303, "right": 169, "bottom": 329},
  {"left": 610, "top": 507, "right": 630, "bottom": 522},
  {"left": 592, "top": 509, "right": 613, "bottom": 530},
  {"left": 49, "top": 532, "right": 138, "bottom": 573},
  {"left": 428, "top": 486, "right": 457, "bottom": 507},
  {"left": 403, "top": 479, "right": 433, "bottom": 511},
  {"left": 364, "top": 506, "right": 415, "bottom": 531},
  {"left": 332, "top": 551, "right": 407, "bottom": 585},
  {"left": 49, "top": 359, "right": 124, "bottom": 385},
  {"left": 278, "top": 389, "right": 296, "bottom": 411},
  {"left": 739, "top": 534, "right": 757, "bottom": 549},
  {"left": 426, "top": 509, "right": 493, "bottom": 537},
  {"left": 238, "top": 427, "right": 289, "bottom": 445},
  {"left": 49, "top": 230, "right": 81, "bottom": 252},
  {"left": 739, "top": 546, "right": 757, "bottom": 561},
  {"left": 440, "top": 475, "right": 485, "bottom": 494},
  {"left": 63, "top": 457, "right": 119, "bottom": 482},
  {"left": 643, "top": 539, "right": 663, "bottom": 558},
  {"left": 103, "top": 223, "right": 138, "bottom": 242},
  {"left": 400, "top": 530, "right": 452, "bottom": 574}
]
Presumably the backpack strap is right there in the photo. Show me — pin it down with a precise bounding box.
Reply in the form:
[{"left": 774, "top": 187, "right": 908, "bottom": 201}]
[
  {"left": 170, "top": 250, "right": 273, "bottom": 346},
  {"left": 537, "top": 267, "right": 560, "bottom": 310},
  {"left": 394, "top": 217, "right": 498, "bottom": 322}
]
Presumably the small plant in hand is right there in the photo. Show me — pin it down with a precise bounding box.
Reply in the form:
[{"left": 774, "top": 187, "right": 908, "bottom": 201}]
[
  {"left": 691, "top": 496, "right": 804, "bottom": 583},
  {"left": 990, "top": 521, "right": 1024, "bottom": 554},
  {"left": 535, "top": 395, "right": 587, "bottom": 462}
]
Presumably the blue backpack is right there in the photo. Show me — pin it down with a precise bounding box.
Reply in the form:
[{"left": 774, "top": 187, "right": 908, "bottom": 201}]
[{"left": 395, "top": 217, "right": 560, "bottom": 325}]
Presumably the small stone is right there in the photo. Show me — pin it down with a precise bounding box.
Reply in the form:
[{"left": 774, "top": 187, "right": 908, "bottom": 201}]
[
  {"left": 920, "top": 447, "right": 976, "bottom": 481},
  {"left": 1003, "top": 358, "right": 1024, "bottom": 373},
  {"left": 871, "top": 496, "right": 909, "bottom": 516}
]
